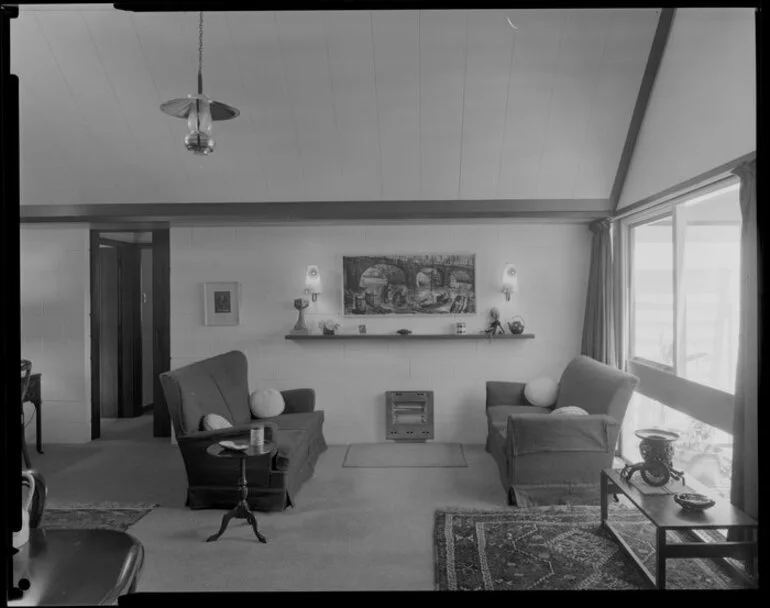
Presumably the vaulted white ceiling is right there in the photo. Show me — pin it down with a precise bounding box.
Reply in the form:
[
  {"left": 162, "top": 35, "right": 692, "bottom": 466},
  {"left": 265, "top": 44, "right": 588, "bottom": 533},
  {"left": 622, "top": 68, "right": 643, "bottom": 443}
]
[{"left": 11, "top": 6, "right": 659, "bottom": 206}]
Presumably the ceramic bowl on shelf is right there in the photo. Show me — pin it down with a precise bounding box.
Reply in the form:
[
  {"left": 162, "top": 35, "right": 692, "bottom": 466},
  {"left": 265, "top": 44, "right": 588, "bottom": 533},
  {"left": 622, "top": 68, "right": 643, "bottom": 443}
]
[{"left": 673, "top": 492, "right": 716, "bottom": 512}]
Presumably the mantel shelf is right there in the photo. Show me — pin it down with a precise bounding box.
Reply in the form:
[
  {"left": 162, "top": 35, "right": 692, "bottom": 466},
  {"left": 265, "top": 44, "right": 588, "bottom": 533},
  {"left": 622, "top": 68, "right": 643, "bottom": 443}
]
[{"left": 285, "top": 333, "right": 535, "bottom": 341}]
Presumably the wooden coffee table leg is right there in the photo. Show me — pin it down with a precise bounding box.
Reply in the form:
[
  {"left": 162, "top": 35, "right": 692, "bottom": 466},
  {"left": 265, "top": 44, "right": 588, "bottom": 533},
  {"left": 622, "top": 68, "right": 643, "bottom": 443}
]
[
  {"left": 655, "top": 528, "right": 666, "bottom": 590},
  {"left": 600, "top": 471, "right": 608, "bottom": 525}
]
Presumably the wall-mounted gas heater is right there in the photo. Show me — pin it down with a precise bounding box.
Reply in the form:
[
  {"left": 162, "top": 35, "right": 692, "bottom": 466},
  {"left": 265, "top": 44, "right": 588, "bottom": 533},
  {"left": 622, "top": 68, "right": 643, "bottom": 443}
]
[{"left": 385, "top": 391, "right": 434, "bottom": 442}]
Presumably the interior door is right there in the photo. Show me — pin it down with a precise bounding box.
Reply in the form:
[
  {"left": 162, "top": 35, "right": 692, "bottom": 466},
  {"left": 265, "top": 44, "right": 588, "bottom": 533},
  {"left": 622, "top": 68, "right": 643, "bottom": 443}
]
[
  {"left": 98, "top": 245, "right": 119, "bottom": 418},
  {"left": 117, "top": 245, "right": 144, "bottom": 417},
  {"left": 140, "top": 248, "right": 154, "bottom": 409}
]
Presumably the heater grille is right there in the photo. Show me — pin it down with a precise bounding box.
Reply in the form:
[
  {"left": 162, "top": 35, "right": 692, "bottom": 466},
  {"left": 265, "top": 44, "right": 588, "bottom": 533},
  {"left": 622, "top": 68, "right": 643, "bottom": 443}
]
[{"left": 385, "top": 391, "right": 434, "bottom": 442}]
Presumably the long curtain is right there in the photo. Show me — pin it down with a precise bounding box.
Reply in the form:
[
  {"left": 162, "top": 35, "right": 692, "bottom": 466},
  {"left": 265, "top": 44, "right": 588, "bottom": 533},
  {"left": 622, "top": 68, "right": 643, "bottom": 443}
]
[
  {"left": 729, "top": 160, "right": 758, "bottom": 528},
  {"left": 581, "top": 218, "right": 618, "bottom": 367}
]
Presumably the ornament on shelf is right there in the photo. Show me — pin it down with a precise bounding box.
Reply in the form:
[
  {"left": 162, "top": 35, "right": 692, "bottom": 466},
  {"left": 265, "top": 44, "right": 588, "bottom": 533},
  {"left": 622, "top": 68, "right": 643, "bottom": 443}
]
[
  {"left": 507, "top": 316, "right": 525, "bottom": 335},
  {"left": 319, "top": 320, "right": 341, "bottom": 336},
  {"left": 485, "top": 307, "right": 505, "bottom": 336},
  {"left": 291, "top": 298, "right": 310, "bottom": 335}
]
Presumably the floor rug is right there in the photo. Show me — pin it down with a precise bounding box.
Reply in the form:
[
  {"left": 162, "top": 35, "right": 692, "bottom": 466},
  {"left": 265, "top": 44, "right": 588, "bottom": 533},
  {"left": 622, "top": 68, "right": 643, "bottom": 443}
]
[
  {"left": 434, "top": 505, "right": 747, "bottom": 590},
  {"left": 343, "top": 442, "right": 467, "bottom": 468},
  {"left": 40, "top": 502, "right": 158, "bottom": 532}
]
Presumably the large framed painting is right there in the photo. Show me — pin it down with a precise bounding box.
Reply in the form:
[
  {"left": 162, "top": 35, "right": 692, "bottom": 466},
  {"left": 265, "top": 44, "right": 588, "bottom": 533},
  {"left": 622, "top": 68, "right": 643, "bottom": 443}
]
[{"left": 343, "top": 254, "right": 476, "bottom": 316}]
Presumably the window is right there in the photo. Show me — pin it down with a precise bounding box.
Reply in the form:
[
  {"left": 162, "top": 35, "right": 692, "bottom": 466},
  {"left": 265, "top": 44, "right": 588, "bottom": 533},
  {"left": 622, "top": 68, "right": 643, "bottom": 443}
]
[
  {"left": 621, "top": 393, "right": 733, "bottom": 501},
  {"left": 629, "top": 216, "right": 674, "bottom": 367},
  {"left": 620, "top": 178, "right": 741, "bottom": 499},
  {"left": 679, "top": 190, "right": 741, "bottom": 392}
]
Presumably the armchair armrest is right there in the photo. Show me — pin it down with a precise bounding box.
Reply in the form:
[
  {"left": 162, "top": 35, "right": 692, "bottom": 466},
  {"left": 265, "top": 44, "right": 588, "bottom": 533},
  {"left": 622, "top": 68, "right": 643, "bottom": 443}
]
[
  {"left": 486, "top": 381, "right": 528, "bottom": 407},
  {"left": 506, "top": 414, "right": 619, "bottom": 456},
  {"left": 281, "top": 388, "right": 316, "bottom": 414}
]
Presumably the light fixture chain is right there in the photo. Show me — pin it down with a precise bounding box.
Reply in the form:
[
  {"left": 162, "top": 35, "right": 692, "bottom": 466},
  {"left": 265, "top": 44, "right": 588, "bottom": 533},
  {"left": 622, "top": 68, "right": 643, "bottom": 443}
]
[{"left": 198, "top": 11, "right": 204, "bottom": 75}]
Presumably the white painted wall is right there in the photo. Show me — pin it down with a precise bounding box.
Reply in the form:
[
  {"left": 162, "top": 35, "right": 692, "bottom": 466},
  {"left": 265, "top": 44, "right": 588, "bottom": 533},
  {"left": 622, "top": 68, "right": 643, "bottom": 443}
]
[
  {"left": 618, "top": 8, "right": 756, "bottom": 210},
  {"left": 21, "top": 225, "right": 91, "bottom": 444},
  {"left": 170, "top": 223, "right": 591, "bottom": 445}
]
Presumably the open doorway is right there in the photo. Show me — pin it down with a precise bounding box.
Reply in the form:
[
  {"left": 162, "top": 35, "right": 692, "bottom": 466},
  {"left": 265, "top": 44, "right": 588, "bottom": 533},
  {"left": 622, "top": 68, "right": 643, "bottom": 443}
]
[{"left": 90, "top": 229, "right": 171, "bottom": 440}]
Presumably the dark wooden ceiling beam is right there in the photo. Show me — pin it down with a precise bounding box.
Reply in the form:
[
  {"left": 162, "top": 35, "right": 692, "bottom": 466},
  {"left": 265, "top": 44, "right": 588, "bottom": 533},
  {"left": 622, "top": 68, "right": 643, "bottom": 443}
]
[
  {"left": 609, "top": 8, "right": 676, "bottom": 213},
  {"left": 109, "top": 2, "right": 657, "bottom": 12},
  {"left": 19, "top": 199, "right": 611, "bottom": 224}
]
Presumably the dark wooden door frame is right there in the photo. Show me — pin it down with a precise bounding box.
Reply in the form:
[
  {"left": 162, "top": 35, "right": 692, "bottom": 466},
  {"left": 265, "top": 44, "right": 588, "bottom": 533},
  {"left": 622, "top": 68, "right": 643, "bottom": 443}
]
[
  {"left": 90, "top": 228, "right": 171, "bottom": 439},
  {"left": 151, "top": 229, "right": 171, "bottom": 437},
  {"left": 89, "top": 230, "right": 101, "bottom": 439}
]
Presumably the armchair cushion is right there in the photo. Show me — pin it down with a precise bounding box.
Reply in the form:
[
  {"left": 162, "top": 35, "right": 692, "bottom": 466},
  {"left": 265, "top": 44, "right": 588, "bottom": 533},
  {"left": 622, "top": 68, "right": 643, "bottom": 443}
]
[
  {"left": 524, "top": 377, "right": 559, "bottom": 407},
  {"left": 201, "top": 413, "right": 233, "bottom": 431},
  {"left": 250, "top": 388, "right": 286, "bottom": 418},
  {"left": 550, "top": 406, "right": 589, "bottom": 416}
]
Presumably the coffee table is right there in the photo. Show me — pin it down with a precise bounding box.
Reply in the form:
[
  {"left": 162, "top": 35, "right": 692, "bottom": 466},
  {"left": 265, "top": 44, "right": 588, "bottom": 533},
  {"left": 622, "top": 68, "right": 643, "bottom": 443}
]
[
  {"left": 600, "top": 468, "right": 758, "bottom": 589},
  {"left": 10, "top": 529, "right": 144, "bottom": 605},
  {"left": 205, "top": 441, "right": 277, "bottom": 543}
]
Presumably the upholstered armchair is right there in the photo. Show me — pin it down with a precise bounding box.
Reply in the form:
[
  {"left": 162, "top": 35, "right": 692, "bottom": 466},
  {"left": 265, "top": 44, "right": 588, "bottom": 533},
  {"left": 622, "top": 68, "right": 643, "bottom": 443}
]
[
  {"left": 485, "top": 355, "right": 639, "bottom": 506},
  {"left": 159, "top": 351, "right": 327, "bottom": 511}
]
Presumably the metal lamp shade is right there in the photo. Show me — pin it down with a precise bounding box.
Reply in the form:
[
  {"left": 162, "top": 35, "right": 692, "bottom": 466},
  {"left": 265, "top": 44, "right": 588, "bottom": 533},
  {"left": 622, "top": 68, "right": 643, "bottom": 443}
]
[{"left": 159, "top": 96, "right": 240, "bottom": 122}]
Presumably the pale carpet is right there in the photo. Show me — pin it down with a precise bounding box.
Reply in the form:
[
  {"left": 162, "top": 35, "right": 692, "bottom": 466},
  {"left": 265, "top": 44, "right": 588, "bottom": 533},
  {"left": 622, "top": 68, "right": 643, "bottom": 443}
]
[
  {"left": 30, "top": 415, "right": 504, "bottom": 591},
  {"left": 343, "top": 442, "right": 467, "bottom": 468}
]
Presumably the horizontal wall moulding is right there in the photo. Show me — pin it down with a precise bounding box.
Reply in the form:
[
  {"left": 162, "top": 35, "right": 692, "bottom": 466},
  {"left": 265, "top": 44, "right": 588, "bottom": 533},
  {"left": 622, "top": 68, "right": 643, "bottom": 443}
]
[
  {"left": 285, "top": 333, "right": 535, "bottom": 341},
  {"left": 19, "top": 200, "right": 611, "bottom": 225}
]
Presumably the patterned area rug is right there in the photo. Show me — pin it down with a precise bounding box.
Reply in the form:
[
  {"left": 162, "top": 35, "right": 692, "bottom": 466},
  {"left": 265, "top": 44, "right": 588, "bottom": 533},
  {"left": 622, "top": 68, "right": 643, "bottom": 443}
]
[
  {"left": 434, "top": 505, "right": 746, "bottom": 590},
  {"left": 40, "top": 502, "right": 157, "bottom": 532}
]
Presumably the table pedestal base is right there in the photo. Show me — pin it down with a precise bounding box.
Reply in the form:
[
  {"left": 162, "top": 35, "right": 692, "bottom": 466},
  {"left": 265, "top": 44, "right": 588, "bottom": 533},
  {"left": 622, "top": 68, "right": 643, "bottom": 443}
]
[
  {"left": 206, "top": 499, "right": 268, "bottom": 543},
  {"left": 205, "top": 455, "right": 268, "bottom": 543}
]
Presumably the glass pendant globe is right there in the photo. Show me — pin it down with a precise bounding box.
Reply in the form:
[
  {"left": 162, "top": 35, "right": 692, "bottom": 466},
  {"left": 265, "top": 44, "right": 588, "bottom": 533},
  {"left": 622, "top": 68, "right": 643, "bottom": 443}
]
[{"left": 184, "top": 94, "right": 215, "bottom": 155}]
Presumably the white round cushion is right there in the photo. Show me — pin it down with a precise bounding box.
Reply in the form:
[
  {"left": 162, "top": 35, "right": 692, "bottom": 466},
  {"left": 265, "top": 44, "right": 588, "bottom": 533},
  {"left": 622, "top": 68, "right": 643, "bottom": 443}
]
[
  {"left": 551, "top": 406, "right": 589, "bottom": 416},
  {"left": 201, "top": 413, "right": 233, "bottom": 431},
  {"left": 250, "top": 389, "right": 286, "bottom": 418},
  {"left": 524, "top": 377, "right": 559, "bottom": 407}
]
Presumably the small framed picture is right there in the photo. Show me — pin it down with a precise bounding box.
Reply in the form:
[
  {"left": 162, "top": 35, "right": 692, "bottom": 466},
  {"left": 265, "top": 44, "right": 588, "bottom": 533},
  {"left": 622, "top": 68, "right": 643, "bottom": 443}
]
[{"left": 203, "top": 282, "right": 240, "bottom": 326}]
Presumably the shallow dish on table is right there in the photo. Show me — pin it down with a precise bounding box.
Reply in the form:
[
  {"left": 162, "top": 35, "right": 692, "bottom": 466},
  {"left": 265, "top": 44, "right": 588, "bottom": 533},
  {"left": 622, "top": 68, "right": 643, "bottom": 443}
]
[
  {"left": 218, "top": 440, "right": 249, "bottom": 452},
  {"left": 674, "top": 492, "right": 716, "bottom": 511}
]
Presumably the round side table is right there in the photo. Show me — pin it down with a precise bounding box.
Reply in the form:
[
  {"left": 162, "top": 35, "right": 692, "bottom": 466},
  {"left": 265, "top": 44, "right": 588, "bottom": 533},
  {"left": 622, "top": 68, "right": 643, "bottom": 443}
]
[{"left": 205, "top": 441, "right": 277, "bottom": 543}]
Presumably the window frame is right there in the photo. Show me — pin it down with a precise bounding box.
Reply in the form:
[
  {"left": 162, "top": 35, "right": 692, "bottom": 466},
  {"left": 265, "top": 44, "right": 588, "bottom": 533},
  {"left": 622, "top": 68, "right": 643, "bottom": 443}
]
[
  {"left": 626, "top": 210, "right": 675, "bottom": 372},
  {"left": 617, "top": 176, "right": 740, "bottom": 458}
]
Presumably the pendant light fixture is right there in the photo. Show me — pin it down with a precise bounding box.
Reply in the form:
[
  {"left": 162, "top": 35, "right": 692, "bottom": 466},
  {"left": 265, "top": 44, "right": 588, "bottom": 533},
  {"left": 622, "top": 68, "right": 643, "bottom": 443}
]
[{"left": 160, "top": 11, "right": 239, "bottom": 155}]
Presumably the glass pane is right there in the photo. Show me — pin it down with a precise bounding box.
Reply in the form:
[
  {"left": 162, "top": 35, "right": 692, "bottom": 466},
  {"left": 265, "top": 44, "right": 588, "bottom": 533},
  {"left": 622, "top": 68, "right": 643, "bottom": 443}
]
[
  {"left": 680, "top": 185, "right": 741, "bottom": 393},
  {"left": 630, "top": 217, "right": 674, "bottom": 366},
  {"left": 620, "top": 392, "right": 733, "bottom": 500}
]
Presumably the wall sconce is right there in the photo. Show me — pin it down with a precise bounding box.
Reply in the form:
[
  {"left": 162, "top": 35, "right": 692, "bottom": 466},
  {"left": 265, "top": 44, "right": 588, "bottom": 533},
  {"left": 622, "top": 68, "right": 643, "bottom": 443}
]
[
  {"left": 501, "top": 264, "right": 518, "bottom": 301},
  {"left": 304, "top": 265, "right": 323, "bottom": 302}
]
